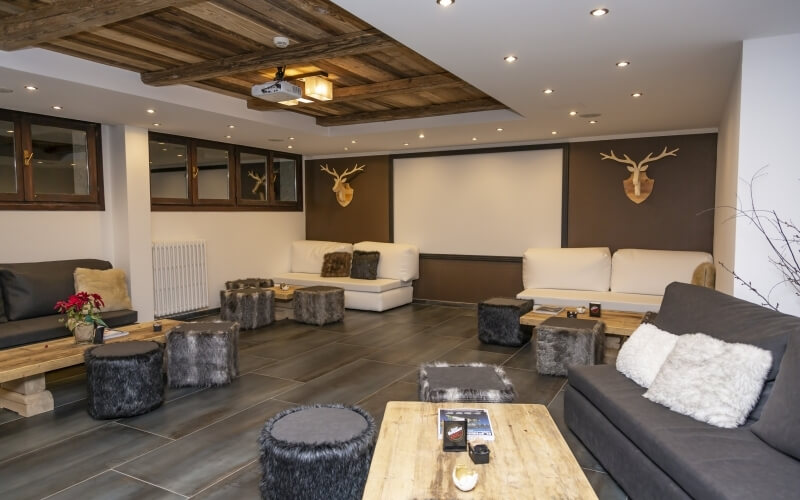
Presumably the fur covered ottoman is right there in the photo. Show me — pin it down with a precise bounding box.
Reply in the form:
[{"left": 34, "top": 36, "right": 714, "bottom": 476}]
[
  {"left": 419, "top": 362, "right": 516, "bottom": 403},
  {"left": 478, "top": 297, "right": 534, "bottom": 346},
  {"left": 225, "top": 278, "right": 274, "bottom": 290},
  {"left": 535, "top": 317, "right": 606, "bottom": 376},
  {"left": 166, "top": 321, "right": 239, "bottom": 388},
  {"left": 293, "top": 286, "right": 345, "bottom": 326},
  {"left": 85, "top": 341, "right": 164, "bottom": 419},
  {"left": 220, "top": 287, "right": 275, "bottom": 330},
  {"left": 259, "top": 404, "right": 376, "bottom": 500}
]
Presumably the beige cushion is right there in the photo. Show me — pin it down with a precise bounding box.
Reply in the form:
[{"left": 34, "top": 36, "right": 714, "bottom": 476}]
[
  {"left": 73, "top": 267, "right": 132, "bottom": 312},
  {"left": 353, "top": 241, "right": 419, "bottom": 281},
  {"left": 610, "top": 249, "right": 713, "bottom": 296},
  {"left": 522, "top": 247, "right": 611, "bottom": 291},
  {"left": 290, "top": 240, "right": 353, "bottom": 274}
]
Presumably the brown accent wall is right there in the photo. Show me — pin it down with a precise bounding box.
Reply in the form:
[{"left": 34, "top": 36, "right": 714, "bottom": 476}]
[
  {"left": 304, "top": 155, "right": 391, "bottom": 243},
  {"left": 413, "top": 257, "right": 523, "bottom": 303},
  {"left": 568, "top": 133, "right": 717, "bottom": 253}
]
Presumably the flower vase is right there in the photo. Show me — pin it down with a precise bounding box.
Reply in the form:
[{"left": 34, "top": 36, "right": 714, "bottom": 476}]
[{"left": 72, "top": 322, "right": 95, "bottom": 345}]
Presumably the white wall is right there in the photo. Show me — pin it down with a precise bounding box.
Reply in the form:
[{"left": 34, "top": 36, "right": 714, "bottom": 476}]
[
  {"left": 733, "top": 33, "right": 800, "bottom": 315},
  {"left": 151, "top": 212, "right": 305, "bottom": 308},
  {"left": 713, "top": 49, "right": 741, "bottom": 294},
  {"left": 0, "top": 211, "right": 109, "bottom": 263}
]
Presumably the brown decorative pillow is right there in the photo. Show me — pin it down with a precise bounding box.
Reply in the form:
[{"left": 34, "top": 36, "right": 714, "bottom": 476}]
[
  {"left": 74, "top": 267, "right": 133, "bottom": 312},
  {"left": 351, "top": 250, "right": 380, "bottom": 280},
  {"left": 320, "top": 252, "right": 352, "bottom": 278}
]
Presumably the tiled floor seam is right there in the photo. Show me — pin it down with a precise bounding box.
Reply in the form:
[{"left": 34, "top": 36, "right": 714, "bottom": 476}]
[
  {"left": 39, "top": 470, "right": 112, "bottom": 500},
  {"left": 0, "top": 421, "right": 115, "bottom": 468},
  {"left": 114, "top": 421, "right": 177, "bottom": 441},
  {"left": 113, "top": 469, "right": 191, "bottom": 498},
  {"left": 188, "top": 458, "right": 259, "bottom": 498}
]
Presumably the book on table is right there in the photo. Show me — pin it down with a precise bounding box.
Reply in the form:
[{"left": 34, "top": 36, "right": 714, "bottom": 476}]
[
  {"left": 103, "top": 330, "right": 130, "bottom": 340},
  {"left": 532, "top": 304, "right": 564, "bottom": 315},
  {"left": 438, "top": 408, "right": 494, "bottom": 441}
]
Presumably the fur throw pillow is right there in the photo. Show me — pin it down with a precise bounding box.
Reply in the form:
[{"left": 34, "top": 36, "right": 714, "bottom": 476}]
[
  {"left": 320, "top": 252, "right": 352, "bottom": 278},
  {"left": 616, "top": 323, "right": 677, "bottom": 388},
  {"left": 74, "top": 267, "right": 133, "bottom": 312},
  {"left": 644, "top": 333, "right": 772, "bottom": 428},
  {"left": 350, "top": 250, "right": 379, "bottom": 280}
]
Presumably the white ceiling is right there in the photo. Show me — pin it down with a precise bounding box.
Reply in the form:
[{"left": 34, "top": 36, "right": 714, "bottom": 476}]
[{"left": 1, "top": 0, "right": 799, "bottom": 157}]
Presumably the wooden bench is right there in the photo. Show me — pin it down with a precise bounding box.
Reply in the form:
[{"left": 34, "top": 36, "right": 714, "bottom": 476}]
[{"left": 0, "top": 320, "right": 180, "bottom": 417}]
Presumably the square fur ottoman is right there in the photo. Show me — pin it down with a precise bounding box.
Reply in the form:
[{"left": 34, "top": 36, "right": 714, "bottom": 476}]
[
  {"left": 293, "top": 286, "right": 345, "bottom": 326},
  {"left": 419, "top": 362, "right": 516, "bottom": 403},
  {"left": 478, "top": 297, "right": 534, "bottom": 346},
  {"left": 535, "top": 317, "right": 606, "bottom": 376},
  {"left": 166, "top": 321, "right": 239, "bottom": 388},
  {"left": 220, "top": 287, "right": 274, "bottom": 330}
]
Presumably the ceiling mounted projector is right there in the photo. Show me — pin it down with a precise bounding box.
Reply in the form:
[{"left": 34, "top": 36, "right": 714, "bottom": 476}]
[{"left": 251, "top": 80, "right": 302, "bottom": 102}]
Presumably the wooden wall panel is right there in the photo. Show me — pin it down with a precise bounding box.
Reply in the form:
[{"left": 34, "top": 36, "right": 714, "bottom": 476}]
[{"left": 413, "top": 258, "right": 523, "bottom": 303}]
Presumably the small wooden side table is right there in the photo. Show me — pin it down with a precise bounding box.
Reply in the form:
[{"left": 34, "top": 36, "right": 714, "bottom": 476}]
[
  {"left": 270, "top": 284, "right": 304, "bottom": 320},
  {"left": 520, "top": 307, "right": 644, "bottom": 344}
]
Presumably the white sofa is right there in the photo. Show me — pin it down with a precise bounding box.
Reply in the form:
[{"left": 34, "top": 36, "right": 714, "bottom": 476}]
[
  {"left": 274, "top": 240, "right": 419, "bottom": 312},
  {"left": 515, "top": 247, "right": 713, "bottom": 312}
]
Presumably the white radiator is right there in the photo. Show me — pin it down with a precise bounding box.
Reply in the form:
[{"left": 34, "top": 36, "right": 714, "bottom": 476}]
[{"left": 152, "top": 240, "right": 209, "bottom": 317}]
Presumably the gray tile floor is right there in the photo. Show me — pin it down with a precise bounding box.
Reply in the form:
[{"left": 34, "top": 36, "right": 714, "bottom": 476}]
[{"left": 0, "top": 304, "right": 627, "bottom": 499}]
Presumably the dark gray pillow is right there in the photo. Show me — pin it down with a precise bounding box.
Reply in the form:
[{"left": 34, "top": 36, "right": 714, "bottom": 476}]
[
  {"left": 350, "top": 250, "right": 379, "bottom": 280},
  {"left": 0, "top": 284, "right": 6, "bottom": 323},
  {"left": 320, "top": 252, "right": 352, "bottom": 278},
  {"left": 752, "top": 334, "right": 800, "bottom": 460}
]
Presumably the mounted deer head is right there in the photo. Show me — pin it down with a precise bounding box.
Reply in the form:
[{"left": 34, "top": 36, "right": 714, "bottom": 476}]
[
  {"left": 248, "top": 170, "right": 267, "bottom": 200},
  {"left": 600, "top": 146, "right": 679, "bottom": 204},
  {"left": 320, "top": 163, "right": 365, "bottom": 207}
]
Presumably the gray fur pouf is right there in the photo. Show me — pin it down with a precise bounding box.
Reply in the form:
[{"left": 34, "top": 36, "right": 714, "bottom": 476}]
[
  {"left": 478, "top": 297, "right": 534, "bottom": 346},
  {"left": 419, "top": 362, "right": 516, "bottom": 403},
  {"left": 166, "top": 321, "right": 239, "bottom": 388},
  {"left": 259, "top": 404, "right": 376, "bottom": 500},
  {"left": 85, "top": 341, "right": 164, "bottom": 419},
  {"left": 535, "top": 317, "right": 606, "bottom": 376},
  {"left": 220, "top": 287, "right": 275, "bottom": 330},
  {"left": 293, "top": 286, "right": 345, "bottom": 326},
  {"left": 225, "top": 278, "right": 274, "bottom": 290}
]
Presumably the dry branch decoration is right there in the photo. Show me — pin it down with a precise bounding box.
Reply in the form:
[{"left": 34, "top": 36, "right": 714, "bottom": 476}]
[
  {"left": 718, "top": 168, "right": 800, "bottom": 311},
  {"left": 601, "top": 147, "right": 679, "bottom": 203},
  {"left": 320, "top": 163, "right": 366, "bottom": 207}
]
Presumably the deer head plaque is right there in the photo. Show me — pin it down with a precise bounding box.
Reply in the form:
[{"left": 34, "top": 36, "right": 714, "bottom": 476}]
[
  {"left": 320, "top": 163, "right": 365, "bottom": 207},
  {"left": 600, "top": 147, "right": 679, "bottom": 204}
]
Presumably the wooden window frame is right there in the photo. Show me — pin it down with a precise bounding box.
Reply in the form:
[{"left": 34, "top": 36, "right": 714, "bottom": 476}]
[
  {"left": 148, "top": 133, "right": 192, "bottom": 206},
  {"left": 0, "top": 109, "right": 104, "bottom": 211},
  {"left": 270, "top": 153, "right": 301, "bottom": 209}
]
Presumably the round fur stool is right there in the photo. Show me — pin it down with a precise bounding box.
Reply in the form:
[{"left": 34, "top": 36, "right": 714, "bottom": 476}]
[
  {"left": 85, "top": 341, "right": 164, "bottom": 419},
  {"left": 259, "top": 404, "right": 376, "bottom": 500}
]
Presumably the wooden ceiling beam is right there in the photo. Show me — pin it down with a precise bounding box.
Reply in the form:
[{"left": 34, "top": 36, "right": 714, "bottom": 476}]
[
  {"left": 333, "top": 73, "right": 466, "bottom": 103},
  {"left": 141, "top": 28, "right": 395, "bottom": 87},
  {"left": 315, "top": 98, "right": 507, "bottom": 127},
  {"left": 0, "top": 0, "right": 199, "bottom": 51}
]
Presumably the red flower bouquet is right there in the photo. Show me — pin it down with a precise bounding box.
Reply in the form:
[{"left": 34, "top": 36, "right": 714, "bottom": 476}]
[{"left": 54, "top": 292, "right": 107, "bottom": 331}]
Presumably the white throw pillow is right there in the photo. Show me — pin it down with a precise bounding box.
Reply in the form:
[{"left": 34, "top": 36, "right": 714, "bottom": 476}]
[
  {"left": 644, "top": 333, "right": 772, "bottom": 428},
  {"left": 616, "top": 323, "right": 677, "bottom": 388}
]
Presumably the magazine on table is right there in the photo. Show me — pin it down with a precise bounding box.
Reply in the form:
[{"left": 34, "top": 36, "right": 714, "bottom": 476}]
[
  {"left": 438, "top": 408, "right": 494, "bottom": 441},
  {"left": 103, "top": 329, "right": 129, "bottom": 340},
  {"left": 532, "top": 304, "right": 564, "bottom": 315}
]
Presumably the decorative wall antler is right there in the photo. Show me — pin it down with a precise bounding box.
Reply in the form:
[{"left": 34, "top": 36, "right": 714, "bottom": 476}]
[
  {"left": 600, "top": 146, "right": 679, "bottom": 203},
  {"left": 320, "top": 163, "right": 366, "bottom": 207},
  {"left": 248, "top": 170, "right": 267, "bottom": 200}
]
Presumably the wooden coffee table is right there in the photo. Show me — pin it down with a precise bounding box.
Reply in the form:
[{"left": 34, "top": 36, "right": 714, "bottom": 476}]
[
  {"left": 0, "top": 319, "right": 181, "bottom": 417},
  {"left": 270, "top": 284, "right": 304, "bottom": 320},
  {"left": 363, "top": 401, "right": 597, "bottom": 499},
  {"left": 520, "top": 307, "right": 644, "bottom": 341}
]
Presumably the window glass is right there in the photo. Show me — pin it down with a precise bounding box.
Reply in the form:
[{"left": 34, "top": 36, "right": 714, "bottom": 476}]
[
  {"left": 273, "top": 156, "right": 297, "bottom": 202},
  {"left": 149, "top": 140, "right": 188, "bottom": 199},
  {"left": 0, "top": 122, "right": 15, "bottom": 194},
  {"left": 31, "top": 124, "right": 89, "bottom": 195},
  {"left": 196, "top": 146, "right": 230, "bottom": 200},
  {"left": 240, "top": 152, "right": 268, "bottom": 201}
]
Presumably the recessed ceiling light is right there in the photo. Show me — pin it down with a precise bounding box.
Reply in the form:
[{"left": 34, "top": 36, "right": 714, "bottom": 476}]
[
  {"left": 158, "top": 142, "right": 165, "bottom": 145},
  {"left": 6, "top": 130, "right": 13, "bottom": 133},
  {"left": 228, "top": 124, "right": 235, "bottom": 129},
  {"left": 569, "top": 111, "right": 578, "bottom": 116},
  {"left": 419, "top": 133, "right": 425, "bottom": 139},
  {"left": 472, "top": 137, "right": 477, "bottom": 141},
  {"left": 24, "top": 85, "right": 37, "bottom": 91},
  {"left": 616, "top": 61, "right": 630, "bottom": 68},
  {"left": 177, "top": 154, "right": 183, "bottom": 157},
  {"left": 631, "top": 92, "right": 643, "bottom": 98},
  {"left": 161, "top": 148, "right": 167, "bottom": 151},
  {"left": 504, "top": 55, "right": 518, "bottom": 63},
  {"left": 543, "top": 88, "right": 554, "bottom": 95},
  {"left": 496, "top": 127, "right": 504, "bottom": 132},
  {"left": 590, "top": 8, "right": 609, "bottom": 16},
  {"left": 146, "top": 109, "right": 155, "bottom": 114},
  {"left": 288, "top": 145, "right": 293, "bottom": 149},
  {"left": 589, "top": 120, "right": 598, "bottom": 124},
  {"left": 351, "top": 139, "right": 357, "bottom": 144},
  {"left": 152, "top": 123, "right": 161, "bottom": 127},
  {"left": 344, "top": 146, "right": 349, "bottom": 151},
  {"left": 225, "top": 135, "right": 232, "bottom": 139},
  {"left": 36, "top": 160, "right": 43, "bottom": 164},
  {"left": 436, "top": 0, "right": 454, "bottom": 6},
  {"left": 404, "top": 142, "right": 409, "bottom": 146},
  {"left": 551, "top": 131, "right": 557, "bottom": 135},
  {"left": 289, "top": 136, "right": 295, "bottom": 140},
  {"left": 51, "top": 105, "right": 62, "bottom": 110}
]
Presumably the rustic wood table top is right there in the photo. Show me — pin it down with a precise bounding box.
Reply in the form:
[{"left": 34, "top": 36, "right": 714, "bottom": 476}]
[
  {"left": 0, "top": 319, "right": 181, "bottom": 384},
  {"left": 520, "top": 307, "right": 644, "bottom": 337},
  {"left": 362, "top": 401, "right": 597, "bottom": 500}
]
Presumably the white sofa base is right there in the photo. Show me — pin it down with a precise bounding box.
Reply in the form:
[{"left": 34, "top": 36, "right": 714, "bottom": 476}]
[
  {"left": 273, "top": 272, "right": 413, "bottom": 312},
  {"left": 516, "top": 288, "right": 662, "bottom": 313}
]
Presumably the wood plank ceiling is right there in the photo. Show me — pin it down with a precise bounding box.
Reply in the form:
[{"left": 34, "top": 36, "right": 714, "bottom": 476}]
[{"left": 0, "top": 0, "right": 508, "bottom": 126}]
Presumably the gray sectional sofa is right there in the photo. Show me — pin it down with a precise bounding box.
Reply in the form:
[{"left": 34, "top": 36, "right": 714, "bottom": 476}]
[
  {"left": 0, "top": 259, "right": 138, "bottom": 349},
  {"left": 565, "top": 282, "right": 800, "bottom": 499}
]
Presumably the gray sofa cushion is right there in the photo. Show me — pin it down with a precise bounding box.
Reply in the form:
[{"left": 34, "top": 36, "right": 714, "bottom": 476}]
[
  {"left": 0, "top": 259, "right": 112, "bottom": 321},
  {"left": 0, "top": 284, "right": 6, "bottom": 323},
  {"left": 752, "top": 334, "right": 800, "bottom": 460},
  {"left": 350, "top": 250, "right": 379, "bottom": 280},
  {"left": 569, "top": 364, "right": 800, "bottom": 500},
  {"left": 0, "top": 309, "right": 137, "bottom": 349}
]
